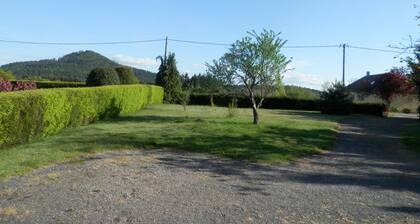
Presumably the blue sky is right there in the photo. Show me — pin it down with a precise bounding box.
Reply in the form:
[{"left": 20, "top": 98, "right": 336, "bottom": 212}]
[{"left": 0, "top": 0, "right": 418, "bottom": 89}]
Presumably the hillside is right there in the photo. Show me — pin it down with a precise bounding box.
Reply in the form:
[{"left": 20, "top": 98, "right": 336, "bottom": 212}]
[
  {"left": 284, "top": 85, "right": 320, "bottom": 99},
  {"left": 1, "top": 51, "right": 156, "bottom": 83}
]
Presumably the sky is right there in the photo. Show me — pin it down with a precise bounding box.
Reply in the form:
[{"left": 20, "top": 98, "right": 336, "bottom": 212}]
[{"left": 0, "top": 0, "right": 419, "bottom": 89}]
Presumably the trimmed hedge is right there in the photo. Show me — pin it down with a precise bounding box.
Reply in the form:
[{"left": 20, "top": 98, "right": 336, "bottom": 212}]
[
  {"left": 0, "top": 84, "right": 163, "bottom": 147},
  {"left": 352, "top": 103, "right": 385, "bottom": 117},
  {"left": 189, "top": 94, "right": 384, "bottom": 116},
  {"left": 35, "top": 81, "right": 86, "bottom": 88},
  {"left": 189, "top": 94, "right": 320, "bottom": 111},
  {"left": 11, "top": 81, "right": 86, "bottom": 89}
]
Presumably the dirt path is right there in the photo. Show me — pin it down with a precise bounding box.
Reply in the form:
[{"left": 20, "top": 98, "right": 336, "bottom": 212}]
[{"left": 0, "top": 116, "right": 419, "bottom": 223}]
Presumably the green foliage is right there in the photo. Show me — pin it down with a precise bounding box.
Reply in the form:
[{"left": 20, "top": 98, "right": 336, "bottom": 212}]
[
  {"left": 34, "top": 81, "right": 86, "bottom": 88},
  {"left": 227, "top": 98, "right": 238, "bottom": 118},
  {"left": 86, "top": 68, "right": 120, "bottom": 86},
  {"left": 1, "top": 50, "right": 156, "bottom": 83},
  {"left": 0, "top": 84, "right": 163, "bottom": 147},
  {"left": 274, "top": 74, "right": 286, "bottom": 97},
  {"left": 207, "top": 29, "right": 290, "bottom": 124},
  {"left": 178, "top": 90, "right": 191, "bottom": 111},
  {"left": 155, "top": 53, "right": 182, "bottom": 103},
  {"left": 115, "top": 67, "right": 139, "bottom": 84},
  {"left": 285, "top": 85, "right": 319, "bottom": 99},
  {"left": 0, "top": 68, "right": 15, "bottom": 80},
  {"left": 320, "top": 82, "right": 354, "bottom": 115}
]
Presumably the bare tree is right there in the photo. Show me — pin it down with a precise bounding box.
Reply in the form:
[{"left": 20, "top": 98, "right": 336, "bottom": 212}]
[{"left": 207, "top": 30, "right": 290, "bottom": 124}]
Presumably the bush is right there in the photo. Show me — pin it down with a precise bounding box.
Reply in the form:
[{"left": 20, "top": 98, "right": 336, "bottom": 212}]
[
  {"left": 86, "top": 68, "right": 120, "bottom": 86},
  {"left": 115, "top": 67, "right": 139, "bottom": 84},
  {"left": 189, "top": 93, "right": 384, "bottom": 117},
  {"left": 35, "top": 81, "right": 86, "bottom": 88},
  {"left": 320, "top": 82, "right": 353, "bottom": 115},
  {"left": 13, "top": 81, "right": 37, "bottom": 91},
  {"left": 0, "top": 84, "right": 163, "bottom": 147},
  {"left": 0, "top": 80, "right": 13, "bottom": 92},
  {"left": 189, "top": 94, "right": 320, "bottom": 111},
  {"left": 1, "top": 80, "right": 37, "bottom": 92},
  {"left": 352, "top": 103, "right": 385, "bottom": 116}
]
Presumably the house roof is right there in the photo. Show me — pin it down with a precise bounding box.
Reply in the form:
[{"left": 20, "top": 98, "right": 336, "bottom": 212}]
[{"left": 346, "top": 73, "right": 387, "bottom": 92}]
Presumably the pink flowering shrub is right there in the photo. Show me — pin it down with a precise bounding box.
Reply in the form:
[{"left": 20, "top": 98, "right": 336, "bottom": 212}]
[
  {"left": 0, "top": 80, "right": 13, "bottom": 92},
  {"left": 0, "top": 80, "right": 37, "bottom": 92},
  {"left": 13, "top": 81, "right": 37, "bottom": 91}
]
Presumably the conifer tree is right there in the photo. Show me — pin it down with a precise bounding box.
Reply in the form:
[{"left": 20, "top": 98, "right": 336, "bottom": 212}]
[{"left": 155, "top": 53, "right": 182, "bottom": 103}]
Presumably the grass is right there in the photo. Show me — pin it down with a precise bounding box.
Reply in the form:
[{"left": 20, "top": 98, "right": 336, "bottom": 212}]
[
  {"left": 402, "top": 122, "right": 420, "bottom": 153},
  {"left": 0, "top": 104, "right": 340, "bottom": 179}
]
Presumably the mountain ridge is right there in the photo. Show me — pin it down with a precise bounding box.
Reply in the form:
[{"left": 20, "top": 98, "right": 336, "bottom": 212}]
[{"left": 1, "top": 50, "right": 157, "bottom": 83}]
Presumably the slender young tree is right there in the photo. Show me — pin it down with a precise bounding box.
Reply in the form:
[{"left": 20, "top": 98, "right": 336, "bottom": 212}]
[
  {"left": 155, "top": 53, "right": 182, "bottom": 103},
  {"left": 207, "top": 30, "right": 290, "bottom": 124}
]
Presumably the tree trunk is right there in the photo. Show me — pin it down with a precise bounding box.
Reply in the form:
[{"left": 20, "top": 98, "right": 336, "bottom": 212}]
[{"left": 252, "top": 105, "right": 259, "bottom": 125}]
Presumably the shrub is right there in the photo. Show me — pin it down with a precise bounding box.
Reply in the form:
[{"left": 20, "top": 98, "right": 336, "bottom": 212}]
[
  {"left": 352, "top": 103, "right": 385, "bottom": 116},
  {"left": 0, "top": 80, "right": 13, "bottom": 92},
  {"left": 35, "top": 81, "right": 86, "bottom": 88},
  {"left": 86, "top": 68, "right": 120, "bottom": 86},
  {"left": 13, "top": 81, "right": 37, "bottom": 91},
  {"left": 115, "top": 67, "right": 139, "bottom": 84},
  {"left": 320, "top": 82, "right": 353, "bottom": 115},
  {"left": 227, "top": 98, "right": 238, "bottom": 118},
  {"left": 0, "top": 84, "right": 163, "bottom": 147},
  {"left": 189, "top": 93, "right": 384, "bottom": 117}
]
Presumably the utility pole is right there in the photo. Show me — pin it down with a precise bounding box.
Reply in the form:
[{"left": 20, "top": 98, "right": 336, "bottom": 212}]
[
  {"left": 164, "top": 36, "right": 168, "bottom": 64},
  {"left": 342, "top": 43, "right": 347, "bottom": 85}
]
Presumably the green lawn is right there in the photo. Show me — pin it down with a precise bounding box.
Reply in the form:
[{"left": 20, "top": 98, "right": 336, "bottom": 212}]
[
  {"left": 402, "top": 122, "right": 420, "bottom": 153},
  {"left": 0, "top": 105, "right": 340, "bottom": 179}
]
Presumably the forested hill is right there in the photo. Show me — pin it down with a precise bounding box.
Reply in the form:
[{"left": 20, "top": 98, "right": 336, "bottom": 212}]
[{"left": 0, "top": 51, "right": 156, "bottom": 83}]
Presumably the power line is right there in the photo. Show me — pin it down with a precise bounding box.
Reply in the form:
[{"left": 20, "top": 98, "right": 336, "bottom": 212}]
[
  {"left": 168, "top": 38, "right": 231, "bottom": 46},
  {"left": 0, "top": 38, "right": 166, "bottom": 45},
  {"left": 347, "top": 45, "right": 405, "bottom": 54},
  {"left": 283, "top": 45, "right": 340, "bottom": 49}
]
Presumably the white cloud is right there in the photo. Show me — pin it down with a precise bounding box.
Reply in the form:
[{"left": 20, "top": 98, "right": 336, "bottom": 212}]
[
  {"left": 112, "top": 54, "right": 158, "bottom": 69},
  {"left": 283, "top": 70, "right": 325, "bottom": 90}
]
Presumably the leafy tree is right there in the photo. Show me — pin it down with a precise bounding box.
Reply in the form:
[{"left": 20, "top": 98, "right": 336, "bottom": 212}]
[
  {"left": 115, "top": 67, "right": 139, "bottom": 84},
  {"left": 0, "top": 68, "right": 15, "bottom": 80},
  {"left": 320, "top": 81, "right": 354, "bottom": 115},
  {"left": 178, "top": 90, "right": 191, "bottom": 111},
  {"left": 370, "top": 68, "right": 414, "bottom": 109},
  {"left": 155, "top": 53, "right": 182, "bottom": 103},
  {"left": 86, "top": 68, "right": 120, "bottom": 86},
  {"left": 207, "top": 29, "right": 290, "bottom": 124}
]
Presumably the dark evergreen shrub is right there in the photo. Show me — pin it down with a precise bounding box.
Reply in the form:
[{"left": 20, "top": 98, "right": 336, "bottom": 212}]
[
  {"left": 86, "top": 68, "right": 120, "bottom": 86},
  {"left": 320, "top": 82, "right": 354, "bottom": 115},
  {"left": 115, "top": 67, "right": 139, "bottom": 84}
]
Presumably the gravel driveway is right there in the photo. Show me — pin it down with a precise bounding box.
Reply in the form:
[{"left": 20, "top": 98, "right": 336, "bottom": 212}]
[{"left": 0, "top": 116, "right": 419, "bottom": 223}]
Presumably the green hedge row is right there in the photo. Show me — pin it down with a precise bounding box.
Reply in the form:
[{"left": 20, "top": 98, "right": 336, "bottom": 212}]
[
  {"left": 189, "top": 94, "right": 385, "bottom": 116},
  {"left": 0, "top": 84, "right": 163, "bottom": 147},
  {"left": 11, "top": 81, "right": 86, "bottom": 89}
]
